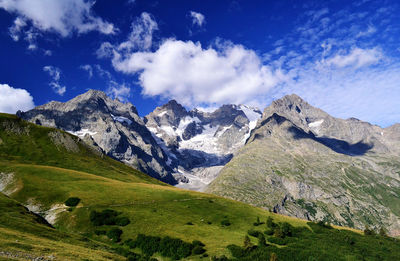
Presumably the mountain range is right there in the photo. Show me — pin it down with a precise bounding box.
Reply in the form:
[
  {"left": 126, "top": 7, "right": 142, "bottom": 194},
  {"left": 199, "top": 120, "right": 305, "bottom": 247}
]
[{"left": 17, "top": 90, "right": 400, "bottom": 236}]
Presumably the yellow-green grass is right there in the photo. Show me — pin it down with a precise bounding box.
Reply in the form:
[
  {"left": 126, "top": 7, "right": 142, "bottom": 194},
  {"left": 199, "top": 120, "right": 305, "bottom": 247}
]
[
  {"left": 0, "top": 193, "right": 123, "bottom": 260},
  {"left": 1, "top": 161, "right": 308, "bottom": 258}
]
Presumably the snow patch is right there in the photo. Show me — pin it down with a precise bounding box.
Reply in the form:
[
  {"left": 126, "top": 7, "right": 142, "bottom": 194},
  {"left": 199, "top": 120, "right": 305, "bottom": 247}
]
[
  {"left": 179, "top": 124, "right": 221, "bottom": 154},
  {"left": 308, "top": 119, "right": 324, "bottom": 128},
  {"left": 157, "top": 110, "right": 168, "bottom": 117},
  {"left": 240, "top": 105, "right": 262, "bottom": 123},
  {"left": 67, "top": 129, "right": 97, "bottom": 137},
  {"left": 239, "top": 105, "right": 262, "bottom": 144},
  {"left": 111, "top": 114, "right": 132, "bottom": 125}
]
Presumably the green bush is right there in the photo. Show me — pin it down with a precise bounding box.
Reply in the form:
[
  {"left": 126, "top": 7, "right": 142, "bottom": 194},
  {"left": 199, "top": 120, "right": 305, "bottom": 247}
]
[
  {"left": 90, "top": 209, "right": 119, "bottom": 226},
  {"left": 116, "top": 217, "right": 130, "bottom": 226},
  {"left": 192, "top": 245, "right": 206, "bottom": 255},
  {"left": 264, "top": 228, "right": 274, "bottom": 235},
  {"left": 280, "top": 222, "right": 293, "bottom": 237},
  {"left": 268, "top": 236, "right": 287, "bottom": 245},
  {"left": 94, "top": 230, "right": 106, "bottom": 236},
  {"left": 128, "top": 234, "right": 206, "bottom": 259},
  {"left": 64, "top": 197, "right": 80, "bottom": 207},
  {"left": 107, "top": 228, "right": 123, "bottom": 242},
  {"left": 248, "top": 229, "right": 262, "bottom": 238},
  {"left": 221, "top": 219, "right": 231, "bottom": 226},
  {"left": 266, "top": 216, "right": 276, "bottom": 228}
]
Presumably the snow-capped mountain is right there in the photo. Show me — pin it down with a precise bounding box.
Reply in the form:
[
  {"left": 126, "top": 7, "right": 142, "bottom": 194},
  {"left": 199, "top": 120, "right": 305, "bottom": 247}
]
[
  {"left": 17, "top": 90, "right": 262, "bottom": 188},
  {"left": 18, "top": 90, "right": 176, "bottom": 184},
  {"left": 144, "top": 100, "right": 262, "bottom": 190}
]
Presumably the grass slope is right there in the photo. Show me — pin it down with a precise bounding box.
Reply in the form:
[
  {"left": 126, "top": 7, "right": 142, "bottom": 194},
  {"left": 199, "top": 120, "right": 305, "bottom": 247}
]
[{"left": 1, "top": 113, "right": 399, "bottom": 260}]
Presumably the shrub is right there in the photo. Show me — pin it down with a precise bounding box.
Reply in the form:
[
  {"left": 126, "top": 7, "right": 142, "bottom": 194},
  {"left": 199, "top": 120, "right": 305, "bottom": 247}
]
[
  {"left": 221, "top": 219, "right": 231, "bottom": 226},
  {"left": 268, "top": 236, "right": 287, "bottom": 245},
  {"left": 116, "top": 217, "right": 130, "bottom": 226},
  {"left": 128, "top": 234, "right": 206, "bottom": 259},
  {"left": 258, "top": 233, "right": 267, "bottom": 247},
  {"left": 266, "top": 216, "right": 275, "bottom": 228},
  {"left": 254, "top": 217, "right": 263, "bottom": 226},
  {"left": 227, "top": 244, "right": 246, "bottom": 258},
  {"left": 281, "top": 222, "right": 293, "bottom": 237},
  {"left": 273, "top": 227, "right": 284, "bottom": 238},
  {"left": 192, "top": 245, "right": 206, "bottom": 255},
  {"left": 94, "top": 230, "right": 106, "bottom": 236},
  {"left": 212, "top": 255, "right": 229, "bottom": 261},
  {"left": 264, "top": 228, "right": 274, "bottom": 235},
  {"left": 90, "top": 209, "right": 119, "bottom": 226},
  {"left": 107, "top": 228, "right": 123, "bottom": 242},
  {"left": 124, "top": 238, "right": 136, "bottom": 248},
  {"left": 248, "top": 229, "right": 262, "bottom": 237},
  {"left": 65, "top": 197, "right": 80, "bottom": 207},
  {"left": 243, "top": 235, "right": 252, "bottom": 249}
]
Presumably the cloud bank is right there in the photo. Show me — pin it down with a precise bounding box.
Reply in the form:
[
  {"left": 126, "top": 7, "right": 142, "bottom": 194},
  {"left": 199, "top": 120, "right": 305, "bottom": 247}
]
[
  {"left": 0, "top": 83, "right": 34, "bottom": 113},
  {"left": 0, "top": 0, "right": 116, "bottom": 49},
  {"left": 110, "top": 39, "right": 284, "bottom": 107}
]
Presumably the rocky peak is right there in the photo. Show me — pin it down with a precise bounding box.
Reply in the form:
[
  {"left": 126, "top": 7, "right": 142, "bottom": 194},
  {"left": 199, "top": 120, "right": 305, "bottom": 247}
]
[{"left": 145, "top": 100, "right": 189, "bottom": 128}]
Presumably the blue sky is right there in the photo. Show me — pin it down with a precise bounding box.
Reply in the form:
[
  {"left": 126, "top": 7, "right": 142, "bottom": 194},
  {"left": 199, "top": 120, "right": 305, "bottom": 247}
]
[{"left": 0, "top": 0, "right": 399, "bottom": 127}]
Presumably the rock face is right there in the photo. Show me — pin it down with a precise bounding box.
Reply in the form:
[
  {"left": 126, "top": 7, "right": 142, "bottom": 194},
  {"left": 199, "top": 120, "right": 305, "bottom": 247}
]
[
  {"left": 18, "top": 90, "right": 175, "bottom": 184},
  {"left": 144, "top": 101, "right": 262, "bottom": 190},
  {"left": 207, "top": 94, "right": 400, "bottom": 236}
]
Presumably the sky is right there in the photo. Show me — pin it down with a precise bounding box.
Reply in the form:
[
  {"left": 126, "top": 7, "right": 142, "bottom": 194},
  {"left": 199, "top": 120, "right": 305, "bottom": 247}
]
[{"left": 0, "top": 0, "right": 399, "bottom": 127}]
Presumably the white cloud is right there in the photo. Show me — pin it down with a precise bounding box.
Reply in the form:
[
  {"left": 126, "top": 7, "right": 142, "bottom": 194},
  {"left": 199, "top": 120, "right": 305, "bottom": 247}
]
[
  {"left": 356, "top": 25, "right": 377, "bottom": 38},
  {"left": 106, "top": 81, "right": 131, "bottom": 101},
  {"left": 0, "top": 83, "right": 34, "bottom": 113},
  {"left": 325, "top": 47, "right": 383, "bottom": 69},
  {"left": 120, "top": 12, "right": 158, "bottom": 51},
  {"left": 80, "top": 64, "right": 93, "bottom": 78},
  {"left": 43, "top": 66, "right": 66, "bottom": 95},
  {"left": 111, "top": 39, "right": 284, "bottom": 107},
  {"left": 273, "top": 59, "right": 400, "bottom": 127},
  {"left": 190, "top": 11, "right": 205, "bottom": 27},
  {"left": 9, "top": 16, "right": 26, "bottom": 41},
  {"left": 0, "top": 0, "right": 116, "bottom": 49},
  {"left": 96, "top": 12, "right": 157, "bottom": 59}
]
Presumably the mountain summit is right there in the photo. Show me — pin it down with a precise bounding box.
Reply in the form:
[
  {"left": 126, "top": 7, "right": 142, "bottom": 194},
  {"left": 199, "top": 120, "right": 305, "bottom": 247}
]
[
  {"left": 207, "top": 94, "right": 400, "bottom": 236},
  {"left": 18, "top": 90, "right": 175, "bottom": 183},
  {"left": 145, "top": 100, "right": 262, "bottom": 190}
]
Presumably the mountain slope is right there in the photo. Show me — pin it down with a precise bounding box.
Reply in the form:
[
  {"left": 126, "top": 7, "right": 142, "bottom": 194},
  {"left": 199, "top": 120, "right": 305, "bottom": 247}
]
[
  {"left": 17, "top": 90, "right": 176, "bottom": 184},
  {"left": 2, "top": 113, "right": 399, "bottom": 260},
  {"left": 145, "top": 100, "right": 262, "bottom": 190},
  {"left": 0, "top": 193, "right": 124, "bottom": 260},
  {"left": 207, "top": 94, "right": 400, "bottom": 236}
]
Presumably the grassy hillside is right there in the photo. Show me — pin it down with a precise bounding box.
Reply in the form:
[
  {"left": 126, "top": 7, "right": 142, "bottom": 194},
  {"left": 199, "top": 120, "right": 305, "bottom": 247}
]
[
  {"left": 207, "top": 114, "right": 400, "bottom": 236},
  {"left": 1, "top": 113, "right": 399, "bottom": 260}
]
